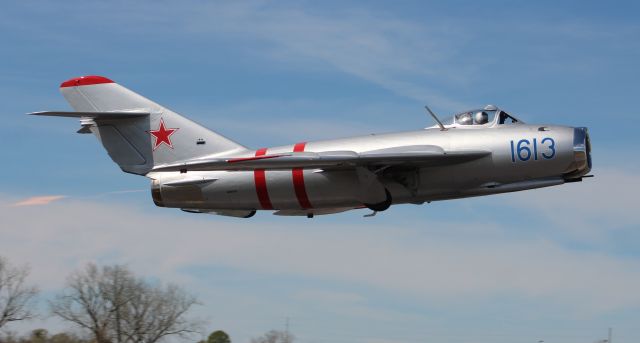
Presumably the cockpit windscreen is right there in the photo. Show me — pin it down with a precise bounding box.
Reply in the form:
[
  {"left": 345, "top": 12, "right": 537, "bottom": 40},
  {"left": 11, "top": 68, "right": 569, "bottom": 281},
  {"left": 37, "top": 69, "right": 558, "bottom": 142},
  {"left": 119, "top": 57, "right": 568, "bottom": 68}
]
[
  {"left": 427, "top": 105, "right": 524, "bottom": 129},
  {"left": 498, "top": 111, "right": 520, "bottom": 124}
]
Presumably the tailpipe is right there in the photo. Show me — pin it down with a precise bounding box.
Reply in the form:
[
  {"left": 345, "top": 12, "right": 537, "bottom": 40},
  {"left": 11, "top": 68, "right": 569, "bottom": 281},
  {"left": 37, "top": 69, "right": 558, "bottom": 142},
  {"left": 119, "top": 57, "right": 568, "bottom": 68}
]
[{"left": 150, "top": 180, "right": 165, "bottom": 207}]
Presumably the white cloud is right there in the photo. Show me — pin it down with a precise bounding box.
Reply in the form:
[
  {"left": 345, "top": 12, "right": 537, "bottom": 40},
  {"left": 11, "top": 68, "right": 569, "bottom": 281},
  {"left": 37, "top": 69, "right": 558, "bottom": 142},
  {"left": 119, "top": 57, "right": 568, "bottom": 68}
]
[
  {"left": 183, "top": 2, "right": 471, "bottom": 111},
  {"left": 293, "top": 289, "right": 365, "bottom": 305},
  {"left": 1, "top": 192, "right": 639, "bottom": 315},
  {"left": 507, "top": 167, "right": 640, "bottom": 242}
]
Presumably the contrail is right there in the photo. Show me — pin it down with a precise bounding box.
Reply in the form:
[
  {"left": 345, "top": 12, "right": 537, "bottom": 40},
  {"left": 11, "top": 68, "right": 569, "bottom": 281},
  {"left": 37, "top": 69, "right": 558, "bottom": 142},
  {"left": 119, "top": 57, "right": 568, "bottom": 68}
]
[
  {"left": 12, "top": 195, "right": 66, "bottom": 206},
  {"left": 81, "top": 189, "right": 147, "bottom": 199}
]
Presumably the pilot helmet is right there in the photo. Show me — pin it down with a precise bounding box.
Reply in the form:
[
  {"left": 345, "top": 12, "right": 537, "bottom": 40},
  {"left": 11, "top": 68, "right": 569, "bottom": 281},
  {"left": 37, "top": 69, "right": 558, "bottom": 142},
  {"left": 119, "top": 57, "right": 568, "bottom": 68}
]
[{"left": 474, "top": 111, "right": 488, "bottom": 124}]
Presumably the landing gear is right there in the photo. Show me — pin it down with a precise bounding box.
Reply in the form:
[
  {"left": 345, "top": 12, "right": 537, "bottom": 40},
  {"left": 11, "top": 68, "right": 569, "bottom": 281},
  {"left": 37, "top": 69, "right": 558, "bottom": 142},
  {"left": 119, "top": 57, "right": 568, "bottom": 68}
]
[
  {"left": 364, "top": 211, "right": 377, "bottom": 217},
  {"left": 363, "top": 189, "right": 392, "bottom": 212}
]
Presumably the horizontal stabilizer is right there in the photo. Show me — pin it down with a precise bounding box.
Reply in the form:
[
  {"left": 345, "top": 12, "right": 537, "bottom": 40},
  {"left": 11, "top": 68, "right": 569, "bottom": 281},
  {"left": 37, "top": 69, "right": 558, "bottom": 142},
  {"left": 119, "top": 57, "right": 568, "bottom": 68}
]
[
  {"left": 28, "top": 111, "right": 150, "bottom": 119},
  {"left": 31, "top": 75, "right": 248, "bottom": 176},
  {"left": 152, "top": 145, "right": 491, "bottom": 172}
]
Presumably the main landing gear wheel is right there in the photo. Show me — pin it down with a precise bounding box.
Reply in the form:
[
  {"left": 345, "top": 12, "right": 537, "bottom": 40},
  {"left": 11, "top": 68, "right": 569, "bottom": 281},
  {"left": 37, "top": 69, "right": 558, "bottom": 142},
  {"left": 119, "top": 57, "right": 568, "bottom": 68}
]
[{"left": 363, "top": 189, "right": 392, "bottom": 212}]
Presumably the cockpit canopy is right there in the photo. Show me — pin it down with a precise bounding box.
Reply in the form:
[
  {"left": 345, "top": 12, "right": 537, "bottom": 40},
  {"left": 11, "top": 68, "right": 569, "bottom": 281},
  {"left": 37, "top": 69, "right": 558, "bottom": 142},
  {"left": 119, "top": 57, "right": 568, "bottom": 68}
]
[{"left": 428, "top": 105, "right": 523, "bottom": 129}]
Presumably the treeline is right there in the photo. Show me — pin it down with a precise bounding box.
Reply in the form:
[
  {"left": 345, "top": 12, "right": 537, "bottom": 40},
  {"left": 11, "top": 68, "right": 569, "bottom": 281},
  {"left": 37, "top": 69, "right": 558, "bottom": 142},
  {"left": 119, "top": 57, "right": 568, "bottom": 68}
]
[
  {"left": 0, "top": 329, "right": 293, "bottom": 343},
  {"left": 0, "top": 329, "right": 89, "bottom": 343},
  {"left": 0, "top": 257, "right": 294, "bottom": 343}
]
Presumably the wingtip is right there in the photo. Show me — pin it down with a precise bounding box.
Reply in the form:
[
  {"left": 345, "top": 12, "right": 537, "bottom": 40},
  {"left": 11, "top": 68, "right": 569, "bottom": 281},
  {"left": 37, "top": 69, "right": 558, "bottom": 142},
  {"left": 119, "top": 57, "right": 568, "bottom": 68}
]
[{"left": 60, "top": 75, "right": 114, "bottom": 88}]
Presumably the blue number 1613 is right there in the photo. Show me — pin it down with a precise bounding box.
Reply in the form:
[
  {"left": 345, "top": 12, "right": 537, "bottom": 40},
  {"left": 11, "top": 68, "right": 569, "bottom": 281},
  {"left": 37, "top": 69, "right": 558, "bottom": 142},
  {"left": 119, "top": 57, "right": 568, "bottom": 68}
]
[{"left": 510, "top": 137, "right": 555, "bottom": 162}]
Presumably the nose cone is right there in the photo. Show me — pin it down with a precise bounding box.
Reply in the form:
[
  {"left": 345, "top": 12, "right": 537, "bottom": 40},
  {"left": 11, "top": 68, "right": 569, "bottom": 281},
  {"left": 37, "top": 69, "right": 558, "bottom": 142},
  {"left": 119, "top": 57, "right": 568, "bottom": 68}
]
[{"left": 565, "top": 127, "right": 592, "bottom": 179}]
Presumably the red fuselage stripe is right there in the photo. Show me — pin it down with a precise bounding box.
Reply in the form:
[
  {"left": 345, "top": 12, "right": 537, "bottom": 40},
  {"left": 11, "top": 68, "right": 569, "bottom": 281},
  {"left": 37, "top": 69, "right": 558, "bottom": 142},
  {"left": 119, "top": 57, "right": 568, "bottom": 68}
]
[
  {"left": 292, "top": 142, "right": 313, "bottom": 209},
  {"left": 253, "top": 148, "right": 274, "bottom": 210}
]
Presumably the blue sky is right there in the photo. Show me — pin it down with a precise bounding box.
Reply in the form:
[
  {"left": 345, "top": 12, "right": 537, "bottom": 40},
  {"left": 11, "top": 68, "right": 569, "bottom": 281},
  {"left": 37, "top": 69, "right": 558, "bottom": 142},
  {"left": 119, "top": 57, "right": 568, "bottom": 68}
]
[{"left": 1, "top": 1, "right": 639, "bottom": 342}]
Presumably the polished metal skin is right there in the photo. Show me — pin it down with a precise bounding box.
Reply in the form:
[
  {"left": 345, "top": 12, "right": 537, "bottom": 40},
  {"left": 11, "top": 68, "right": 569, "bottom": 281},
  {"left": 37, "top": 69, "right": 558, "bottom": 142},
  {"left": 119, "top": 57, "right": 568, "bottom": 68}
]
[{"left": 31, "top": 76, "right": 592, "bottom": 218}]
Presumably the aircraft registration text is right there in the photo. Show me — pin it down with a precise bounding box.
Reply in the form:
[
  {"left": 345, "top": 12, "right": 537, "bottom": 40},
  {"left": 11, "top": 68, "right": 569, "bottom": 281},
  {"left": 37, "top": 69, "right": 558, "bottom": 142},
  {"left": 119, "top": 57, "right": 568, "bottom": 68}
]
[{"left": 510, "top": 137, "right": 556, "bottom": 162}]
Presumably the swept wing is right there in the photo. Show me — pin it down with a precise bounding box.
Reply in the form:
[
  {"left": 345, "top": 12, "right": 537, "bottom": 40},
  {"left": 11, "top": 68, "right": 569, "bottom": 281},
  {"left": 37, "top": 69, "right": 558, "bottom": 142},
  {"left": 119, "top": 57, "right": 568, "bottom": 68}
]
[{"left": 152, "top": 145, "right": 490, "bottom": 172}]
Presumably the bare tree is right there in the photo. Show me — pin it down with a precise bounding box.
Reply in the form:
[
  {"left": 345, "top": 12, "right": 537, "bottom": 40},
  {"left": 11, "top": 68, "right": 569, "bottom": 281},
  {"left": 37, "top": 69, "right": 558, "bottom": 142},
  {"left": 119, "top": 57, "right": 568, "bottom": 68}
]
[
  {"left": 0, "top": 256, "right": 39, "bottom": 330},
  {"left": 49, "top": 264, "right": 114, "bottom": 343},
  {"left": 50, "top": 263, "right": 201, "bottom": 343},
  {"left": 119, "top": 283, "right": 201, "bottom": 343},
  {"left": 250, "top": 330, "right": 293, "bottom": 343}
]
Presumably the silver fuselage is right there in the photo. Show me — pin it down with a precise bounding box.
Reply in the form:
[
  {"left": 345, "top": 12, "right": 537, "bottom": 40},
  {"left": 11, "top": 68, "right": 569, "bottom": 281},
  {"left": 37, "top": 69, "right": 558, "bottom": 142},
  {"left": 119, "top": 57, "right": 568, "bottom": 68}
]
[{"left": 150, "top": 124, "right": 591, "bottom": 213}]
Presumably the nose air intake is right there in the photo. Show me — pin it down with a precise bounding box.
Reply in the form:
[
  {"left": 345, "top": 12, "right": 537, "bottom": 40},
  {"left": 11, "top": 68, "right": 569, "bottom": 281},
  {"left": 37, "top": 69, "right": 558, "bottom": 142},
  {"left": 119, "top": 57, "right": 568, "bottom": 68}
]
[{"left": 565, "top": 127, "right": 592, "bottom": 180}]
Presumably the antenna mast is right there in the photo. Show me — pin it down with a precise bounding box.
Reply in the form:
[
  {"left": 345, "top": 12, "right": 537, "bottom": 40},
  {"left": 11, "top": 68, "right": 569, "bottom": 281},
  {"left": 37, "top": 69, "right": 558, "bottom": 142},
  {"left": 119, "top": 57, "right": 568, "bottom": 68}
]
[{"left": 424, "top": 105, "right": 447, "bottom": 131}]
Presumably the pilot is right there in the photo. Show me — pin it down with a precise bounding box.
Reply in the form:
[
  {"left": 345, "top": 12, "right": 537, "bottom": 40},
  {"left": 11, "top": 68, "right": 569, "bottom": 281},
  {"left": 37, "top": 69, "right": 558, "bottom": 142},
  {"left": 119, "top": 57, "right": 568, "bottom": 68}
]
[{"left": 474, "top": 111, "right": 488, "bottom": 125}]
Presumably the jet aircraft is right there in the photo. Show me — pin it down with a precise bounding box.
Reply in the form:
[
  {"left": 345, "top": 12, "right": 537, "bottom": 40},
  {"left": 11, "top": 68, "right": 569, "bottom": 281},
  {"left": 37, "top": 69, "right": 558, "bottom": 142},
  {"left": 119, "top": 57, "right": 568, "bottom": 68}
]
[{"left": 31, "top": 75, "right": 592, "bottom": 218}]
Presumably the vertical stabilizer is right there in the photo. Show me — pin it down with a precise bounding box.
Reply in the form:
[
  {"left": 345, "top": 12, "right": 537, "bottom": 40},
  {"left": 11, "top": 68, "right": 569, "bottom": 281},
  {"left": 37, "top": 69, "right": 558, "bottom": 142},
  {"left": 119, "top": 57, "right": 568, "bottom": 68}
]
[{"left": 57, "top": 75, "right": 247, "bottom": 175}]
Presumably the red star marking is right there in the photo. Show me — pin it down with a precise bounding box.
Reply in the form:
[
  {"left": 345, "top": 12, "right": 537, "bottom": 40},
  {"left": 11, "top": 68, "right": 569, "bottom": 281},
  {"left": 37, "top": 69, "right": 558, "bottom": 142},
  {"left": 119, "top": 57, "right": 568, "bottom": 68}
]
[{"left": 149, "top": 118, "right": 178, "bottom": 150}]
